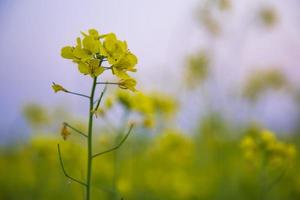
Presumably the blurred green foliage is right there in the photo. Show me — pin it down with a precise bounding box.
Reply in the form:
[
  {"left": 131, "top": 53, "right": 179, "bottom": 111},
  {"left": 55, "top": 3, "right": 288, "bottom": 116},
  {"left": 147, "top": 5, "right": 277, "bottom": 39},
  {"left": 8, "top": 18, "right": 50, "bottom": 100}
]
[
  {"left": 1, "top": 108, "right": 299, "bottom": 200},
  {"left": 1, "top": 1, "right": 297, "bottom": 199}
]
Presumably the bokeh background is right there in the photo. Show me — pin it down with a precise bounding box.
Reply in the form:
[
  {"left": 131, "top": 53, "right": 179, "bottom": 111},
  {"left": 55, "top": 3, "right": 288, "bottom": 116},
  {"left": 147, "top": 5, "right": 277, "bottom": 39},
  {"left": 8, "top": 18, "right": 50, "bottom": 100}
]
[{"left": 0, "top": 0, "right": 300, "bottom": 199}]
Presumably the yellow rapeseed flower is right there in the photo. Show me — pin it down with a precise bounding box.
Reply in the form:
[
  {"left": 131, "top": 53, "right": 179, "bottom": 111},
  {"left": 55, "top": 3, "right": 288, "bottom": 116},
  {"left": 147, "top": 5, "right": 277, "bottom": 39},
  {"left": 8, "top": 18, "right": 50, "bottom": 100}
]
[
  {"left": 61, "top": 123, "right": 70, "bottom": 140},
  {"left": 60, "top": 28, "right": 138, "bottom": 82},
  {"left": 118, "top": 78, "right": 137, "bottom": 92},
  {"left": 52, "top": 82, "right": 68, "bottom": 93},
  {"left": 240, "top": 128, "right": 297, "bottom": 168}
]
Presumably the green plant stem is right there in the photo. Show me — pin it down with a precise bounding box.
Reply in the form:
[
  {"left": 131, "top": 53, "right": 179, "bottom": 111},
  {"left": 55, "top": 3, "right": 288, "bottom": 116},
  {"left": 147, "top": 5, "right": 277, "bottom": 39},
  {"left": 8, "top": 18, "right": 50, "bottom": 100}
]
[
  {"left": 57, "top": 144, "right": 87, "bottom": 186},
  {"left": 92, "top": 124, "right": 133, "bottom": 158},
  {"left": 96, "top": 81, "right": 119, "bottom": 85},
  {"left": 86, "top": 77, "right": 97, "bottom": 200},
  {"left": 64, "top": 122, "right": 88, "bottom": 138},
  {"left": 65, "top": 91, "right": 90, "bottom": 99},
  {"left": 94, "top": 84, "right": 107, "bottom": 111}
]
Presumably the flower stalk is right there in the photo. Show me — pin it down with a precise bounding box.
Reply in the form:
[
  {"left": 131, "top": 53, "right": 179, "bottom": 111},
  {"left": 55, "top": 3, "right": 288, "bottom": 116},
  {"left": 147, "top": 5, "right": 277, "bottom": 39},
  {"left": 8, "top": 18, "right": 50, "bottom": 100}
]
[
  {"left": 54, "top": 29, "right": 138, "bottom": 200},
  {"left": 86, "top": 77, "right": 97, "bottom": 200}
]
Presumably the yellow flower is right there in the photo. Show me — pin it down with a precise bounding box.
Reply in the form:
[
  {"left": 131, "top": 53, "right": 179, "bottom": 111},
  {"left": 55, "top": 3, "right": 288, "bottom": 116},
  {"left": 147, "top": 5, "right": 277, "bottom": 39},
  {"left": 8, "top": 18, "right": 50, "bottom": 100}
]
[
  {"left": 112, "top": 52, "right": 138, "bottom": 79},
  {"left": 240, "top": 136, "right": 256, "bottom": 150},
  {"left": 61, "top": 123, "right": 70, "bottom": 140},
  {"left": 260, "top": 129, "right": 277, "bottom": 150},
  {"left": 285, "top": 144, "right": 297, "bottom": 159},
  {"left": 100, "top": 33, "right": 128, "bottom": 64},
  {"left": 61, "top": 46, "right": 74, "bottom": 59},
  {"left": 143, "top": 116, "right": 155, "bottom": 128},
  {"left": 150, "top": 93, "right": 177, "bottom": 117},
  {"left": 240, "top": 128, "right": 297, "bottom": 168},
  {"left": 133, "top": 92, "right": 154, "bottom": 115},
  {"left": 78, "top": 59, "right": 105, "bottom": 78},
  {"left": 60, "top": 28, "right": 138, "bottom": 83},
  {"left": 260, "top": 129, "right": 276, "bottom": 143},
  {"left": 116, "top": 90, "right": 134, "bottom": 109},
  {"left": 118, "top": 78, "right": 137, "bottom": 92},
  {"left": 52, "top": 82, "right": 68, "bottom": 93},
  {"left": 105, "top": 97, "right": 114, "bottom": 109}
]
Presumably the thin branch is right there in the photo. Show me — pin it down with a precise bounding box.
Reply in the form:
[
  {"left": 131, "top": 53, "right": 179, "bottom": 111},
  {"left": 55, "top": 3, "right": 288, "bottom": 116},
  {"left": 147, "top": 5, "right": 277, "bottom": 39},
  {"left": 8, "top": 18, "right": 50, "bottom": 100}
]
[
  {"left": 92, "top": 124, "right": 134, "bottom": 158},
  {"left": 64, "top": 122, "right": 88, "bottom": 138},
  {"left": 65, "top": 91, "right": 90, "bottom": 99},
  {"left": 57, "top": 144, "right": 87, "bottom": 186},
  {"left": 96, "top": 81, "right": 119, "bottom": 85},
  {"left": 93, "top": 84, "right": 107, "bottom": 111}
]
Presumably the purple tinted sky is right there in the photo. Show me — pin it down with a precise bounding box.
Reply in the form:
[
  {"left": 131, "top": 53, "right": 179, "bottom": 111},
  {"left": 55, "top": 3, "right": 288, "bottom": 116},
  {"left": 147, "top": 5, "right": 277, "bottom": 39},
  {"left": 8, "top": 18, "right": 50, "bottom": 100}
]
[{"left": 0, "top": 0, "right": 300, "bottom": 140}]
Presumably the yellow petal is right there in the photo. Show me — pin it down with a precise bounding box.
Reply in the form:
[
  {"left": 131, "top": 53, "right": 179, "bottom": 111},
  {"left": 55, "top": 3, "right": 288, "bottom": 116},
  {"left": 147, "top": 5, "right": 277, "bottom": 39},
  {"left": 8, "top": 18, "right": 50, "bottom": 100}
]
[
  {"left": 112, "top": 67, "right": 130, "bottom": 79},
  {"left": 88, "top": 29, "right": 100, "bottom": 39},
  {"left": 83, "top": 36, "right": 99, "bottom": 53},
  {"left": 73, "top": 48, "right": 91, "bottom": 59},
  {"left": 78, "top": 62, "right": 90, "bottom": 75},
  {"left": 61, "top": 46, "right": 74, "bottom": 59},
  {"left": 91, "top": 66, "right": 104, "bottom": 77}
]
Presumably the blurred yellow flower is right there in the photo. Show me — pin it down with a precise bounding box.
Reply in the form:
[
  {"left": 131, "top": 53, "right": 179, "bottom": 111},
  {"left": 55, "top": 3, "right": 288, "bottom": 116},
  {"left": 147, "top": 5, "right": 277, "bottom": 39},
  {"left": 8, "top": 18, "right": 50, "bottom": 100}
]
[
  {"left": 240, "top": 136, "right": 256, "bottom": 149},
  {"left": 240, "top": 129, "right": 297, "bottom": 168},
  {"left": 143, "top": 116, "right": 155, "bottom": 128},
  {"left": 52, "top": 82, "right": 68, "bottom": 93},
  {"left": 243, "top": 69, "right": 287, "bottom": 102},
  {"left": 61, "top": 123, "right": 70, "bottom": 140},
  {"left": 118, "top": 78, "right": 137, "bottom": 92}
]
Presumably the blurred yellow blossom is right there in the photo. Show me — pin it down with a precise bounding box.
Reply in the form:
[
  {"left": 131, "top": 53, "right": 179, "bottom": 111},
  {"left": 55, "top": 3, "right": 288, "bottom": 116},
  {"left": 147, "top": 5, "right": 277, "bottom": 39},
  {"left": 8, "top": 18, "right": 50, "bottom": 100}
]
[
  {"left": 185, "top": 51, "right": 210, "bottom": 88},
  {"left": 143, "top": 116, "right": 155, "bottom": 128},
  {"left": 243, "top": 68, "right": 287, "bottom": 101},
  {"left": 240, "top": 129, "right": 297, "bottom": 168},
  {"left": 260, "top": 7, "right": 278, "bottom": 27},
  {"left": 52, "top": 82, "right": 68, "bottom": 93},
  {"left": 61, "top": 123, "right": 70, "bottom": 140},
  {"left": 118, "top": 78, "right": 137, "bottom": 91},
  {"left": 102, "top": 90, "right": 177, "bottom": 129}
]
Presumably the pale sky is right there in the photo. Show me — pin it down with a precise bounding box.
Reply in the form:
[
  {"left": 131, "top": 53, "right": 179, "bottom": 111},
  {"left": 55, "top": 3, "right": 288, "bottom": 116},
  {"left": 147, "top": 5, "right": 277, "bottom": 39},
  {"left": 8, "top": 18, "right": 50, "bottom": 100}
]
[{"left": 0, "top": 0, "right": 300, "bottom": 142}]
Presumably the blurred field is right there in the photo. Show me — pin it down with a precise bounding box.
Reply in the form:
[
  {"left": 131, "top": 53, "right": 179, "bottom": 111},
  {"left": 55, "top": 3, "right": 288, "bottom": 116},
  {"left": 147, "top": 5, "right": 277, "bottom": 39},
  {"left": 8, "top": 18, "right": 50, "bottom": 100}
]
[
  {"left": 1, "top": 97, "right": 300, "bottom": 200},
  {"left": 1, "top": 0, "right": 300, "bottom": 199}
]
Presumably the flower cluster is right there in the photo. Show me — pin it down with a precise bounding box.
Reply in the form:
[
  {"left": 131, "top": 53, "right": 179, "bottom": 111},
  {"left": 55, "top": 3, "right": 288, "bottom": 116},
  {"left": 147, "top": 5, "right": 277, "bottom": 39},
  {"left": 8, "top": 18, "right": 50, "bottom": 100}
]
[
  {"left": 240, "top": 129, "right": 297, "bottom": 168},
  {"left": 95, "top": 90, "right": 177, "bottom": 128},
  {"left": 60, "top": 29, "right": 138, "bottom": 91}
]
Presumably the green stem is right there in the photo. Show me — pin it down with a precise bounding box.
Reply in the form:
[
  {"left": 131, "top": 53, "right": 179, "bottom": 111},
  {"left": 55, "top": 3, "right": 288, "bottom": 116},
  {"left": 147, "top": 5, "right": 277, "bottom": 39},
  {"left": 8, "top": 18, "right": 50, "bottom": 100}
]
[{"left": 86, "top": 77, "right": 97, "bottom": 200}]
